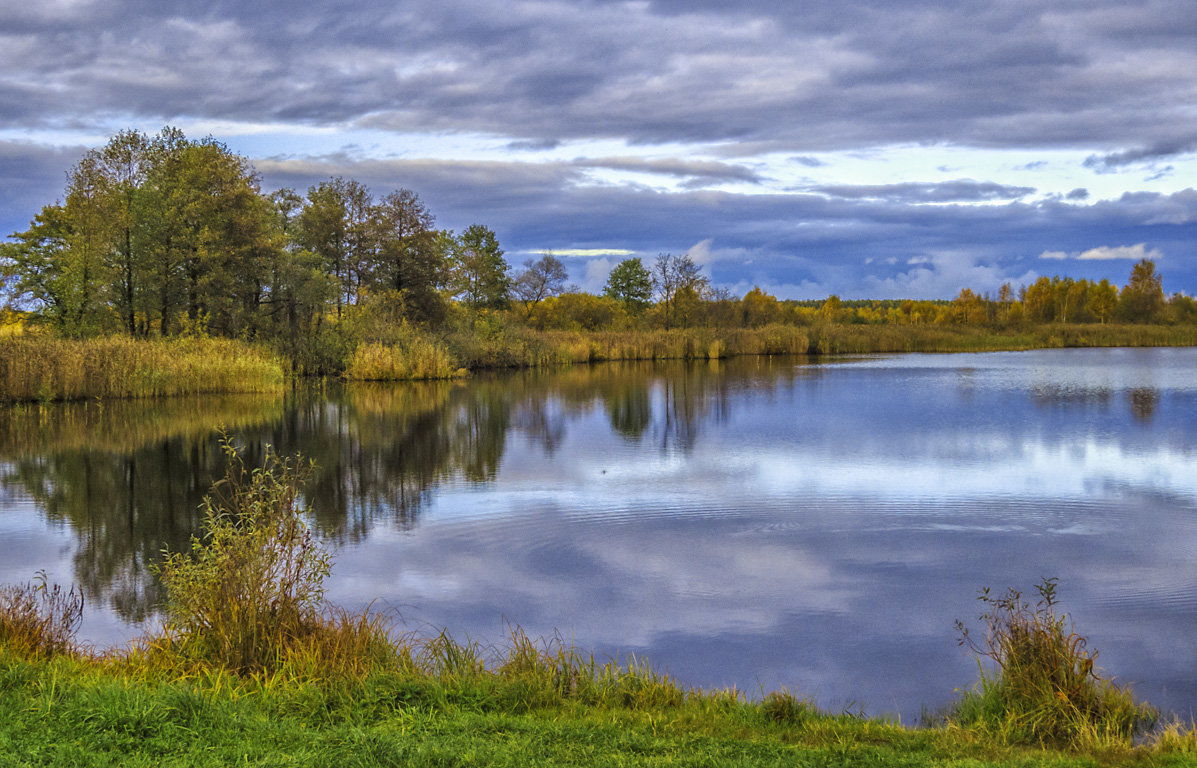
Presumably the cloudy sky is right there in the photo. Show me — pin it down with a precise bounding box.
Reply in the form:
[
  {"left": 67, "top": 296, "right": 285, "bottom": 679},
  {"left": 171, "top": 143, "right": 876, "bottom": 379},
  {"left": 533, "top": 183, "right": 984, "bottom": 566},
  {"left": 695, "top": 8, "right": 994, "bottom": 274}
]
[{"left": 2, "top": 0, "right": 1196, "bottom": 298}]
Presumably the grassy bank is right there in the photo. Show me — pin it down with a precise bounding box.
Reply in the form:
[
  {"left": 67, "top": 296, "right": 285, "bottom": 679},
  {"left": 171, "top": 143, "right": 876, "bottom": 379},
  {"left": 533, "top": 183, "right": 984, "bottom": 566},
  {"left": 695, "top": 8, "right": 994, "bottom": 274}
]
[
  {"left": 5, "top": 645, "right": 1196, "bottom": 768},
  {"left": 0, "top": 336, "right": 286, "bottom": 402}
]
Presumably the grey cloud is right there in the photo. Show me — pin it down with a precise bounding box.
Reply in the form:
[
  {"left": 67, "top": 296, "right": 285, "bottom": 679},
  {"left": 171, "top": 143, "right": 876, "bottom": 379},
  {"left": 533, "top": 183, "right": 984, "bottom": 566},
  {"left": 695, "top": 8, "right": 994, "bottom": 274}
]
[
  {"left": 812, "top": 181, "right": 1036, "bottom": 203},
  {"left": 507, "top": 139, "right": 561, "bottom": 151},
  {"left": 1066, "top": 188, "right": 1089, "bottom": 200},
  {"left": 0, "top": 140, "right": 87, "bottom": 235},
  {"left": 2, "top": 0, "right": 1196, "bottom": 152},
  {"left": 573, "top": 157, "right": 763, "bottom": 184},
  {"left": 1084, "top": 139, "right": 1197, "bottom": 169}
]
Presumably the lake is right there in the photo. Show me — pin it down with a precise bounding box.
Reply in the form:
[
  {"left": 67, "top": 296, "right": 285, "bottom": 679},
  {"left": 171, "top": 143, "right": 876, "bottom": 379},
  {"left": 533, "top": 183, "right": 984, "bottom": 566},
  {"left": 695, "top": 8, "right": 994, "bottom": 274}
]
[{"left": 2, "top": 347, "right": 1195, "bottom": 722}]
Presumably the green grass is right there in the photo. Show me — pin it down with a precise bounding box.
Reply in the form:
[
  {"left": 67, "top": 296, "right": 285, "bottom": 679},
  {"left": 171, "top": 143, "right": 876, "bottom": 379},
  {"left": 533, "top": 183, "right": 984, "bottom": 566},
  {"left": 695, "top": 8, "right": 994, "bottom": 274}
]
[{"left": 2, "top": 644, "right": 1195, "bottom": 767}]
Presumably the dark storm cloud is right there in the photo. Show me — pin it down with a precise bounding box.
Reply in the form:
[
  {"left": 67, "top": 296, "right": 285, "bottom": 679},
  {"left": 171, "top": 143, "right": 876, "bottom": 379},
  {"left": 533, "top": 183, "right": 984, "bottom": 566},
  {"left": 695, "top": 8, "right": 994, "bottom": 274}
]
[
  {"left": 812, "top": 181, "right": 1035, "bottom": 203},
  {"left": 2, "top": 0, "right": 1196, "bottom": 152}
]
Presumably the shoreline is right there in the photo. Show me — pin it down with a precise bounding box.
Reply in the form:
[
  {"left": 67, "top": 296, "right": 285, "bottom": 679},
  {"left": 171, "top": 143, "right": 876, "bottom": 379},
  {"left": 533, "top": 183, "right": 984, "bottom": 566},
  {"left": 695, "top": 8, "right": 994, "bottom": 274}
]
[{"left": 2, "top": 322, "right": 1195, "bottom": 401}]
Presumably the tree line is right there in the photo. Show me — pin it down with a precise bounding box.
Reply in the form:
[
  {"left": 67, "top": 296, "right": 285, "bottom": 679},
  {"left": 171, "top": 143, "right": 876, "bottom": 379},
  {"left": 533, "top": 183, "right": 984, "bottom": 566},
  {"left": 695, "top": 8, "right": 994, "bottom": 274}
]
[{"left": 3, "top": 128, "right": 1193, "bottom": 368}]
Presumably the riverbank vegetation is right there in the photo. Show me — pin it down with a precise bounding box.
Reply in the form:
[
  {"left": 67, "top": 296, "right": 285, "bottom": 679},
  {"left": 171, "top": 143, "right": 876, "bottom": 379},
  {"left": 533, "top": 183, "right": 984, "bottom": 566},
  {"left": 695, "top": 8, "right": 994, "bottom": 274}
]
[
  {"left": 2, "top": 126, "right": 1195, "bottom": 397},
  {"left": 0, "top": 335, "right": 284, "bottom": 402},
  {"left": 0, "top": 445, "right": 1192, "bottom": 766}
]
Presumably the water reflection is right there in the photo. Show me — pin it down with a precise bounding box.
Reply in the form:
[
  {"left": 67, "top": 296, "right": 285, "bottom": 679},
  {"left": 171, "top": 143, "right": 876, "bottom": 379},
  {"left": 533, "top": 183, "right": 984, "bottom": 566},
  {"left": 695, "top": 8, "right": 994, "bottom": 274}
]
[
  {"left": 1, "top": 349, "right": 1196, "bottom": 721},
  {"left": 1129, "top": 387, "right": 1159, "bottom": 422},
  {"left": 0, "top": 361, "right": 752, "bottom": 620}
]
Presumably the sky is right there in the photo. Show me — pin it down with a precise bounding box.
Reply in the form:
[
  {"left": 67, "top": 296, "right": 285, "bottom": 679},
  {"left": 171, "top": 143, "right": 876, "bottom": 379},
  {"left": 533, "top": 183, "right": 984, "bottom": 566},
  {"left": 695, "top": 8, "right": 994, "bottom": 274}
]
[{"left": 1, "top": 0, "right": 1196, "bottom": 299}]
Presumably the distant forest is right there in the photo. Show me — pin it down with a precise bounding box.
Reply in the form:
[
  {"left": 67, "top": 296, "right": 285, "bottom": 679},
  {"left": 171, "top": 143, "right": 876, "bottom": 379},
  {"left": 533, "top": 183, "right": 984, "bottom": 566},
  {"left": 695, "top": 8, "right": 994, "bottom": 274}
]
[{"left": 3, "top": 128, "right": 1192, "bottom": 372}]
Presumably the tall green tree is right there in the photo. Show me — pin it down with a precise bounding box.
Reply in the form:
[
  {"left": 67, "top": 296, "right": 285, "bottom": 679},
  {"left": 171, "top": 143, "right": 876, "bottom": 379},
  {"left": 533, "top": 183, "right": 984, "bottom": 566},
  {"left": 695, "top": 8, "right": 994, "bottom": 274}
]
[
  {"left": 1119, "top": 259, "right": 1165, "bottom": 323},
  {"left": 297, "top": 177, "right": 372, "bottom": 317},
  {"left": 449, "top": 225, "right": 510, "bottom": 311},
  {"left": 603, "top": 257, "right": 653, "bottom": 313},
  {"left": 139, "top": 134, "right": 277, "bottom": 336},
  {"left": 368, "top": 188, "right": 445, "bottom": 324},
  {"left": 94, "top": 129, "right": 153, "bottom": 335}
]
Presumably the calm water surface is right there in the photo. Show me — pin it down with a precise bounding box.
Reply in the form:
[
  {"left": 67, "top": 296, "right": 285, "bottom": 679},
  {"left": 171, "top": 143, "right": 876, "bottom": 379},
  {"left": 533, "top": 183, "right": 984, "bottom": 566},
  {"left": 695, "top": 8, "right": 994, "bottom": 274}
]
[{"left": 2, "top": 348, "right": 1196, "bottom": 722}]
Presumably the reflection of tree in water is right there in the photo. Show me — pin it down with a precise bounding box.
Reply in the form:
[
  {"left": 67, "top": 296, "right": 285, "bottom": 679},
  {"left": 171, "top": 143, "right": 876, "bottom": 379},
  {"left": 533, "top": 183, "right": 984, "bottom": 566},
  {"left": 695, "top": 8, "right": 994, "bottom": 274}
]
[
  {"left": 1128, "top": 387, "right": 1159, "bottom": 422},
  {"left": 261, "top": 383, "right": 464, "bottom": 541},
  {"left": 0, "top": 398, "right": 282, "bottom": 620},
  {"left": 606, "top": 379, "right": 652, "bottom": 440},
  {"left": 658, "top": 360, "right": 734, "bottom": 453},
  {"left": 0, "top": 356, "right": 802, "bottom": 624},
  {"left": 1029, "top": 384, "right": 1112, "bottom": 410},
  {"left": 3, "top": 438, "right": 228, "bottom": 621}
]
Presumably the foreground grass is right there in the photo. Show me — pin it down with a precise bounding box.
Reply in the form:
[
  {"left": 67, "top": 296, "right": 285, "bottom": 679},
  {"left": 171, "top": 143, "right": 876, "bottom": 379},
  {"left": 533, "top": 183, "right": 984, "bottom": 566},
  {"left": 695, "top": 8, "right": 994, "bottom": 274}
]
[{"left": 1, "top": 646, "right": 1195, "bottom": 768}]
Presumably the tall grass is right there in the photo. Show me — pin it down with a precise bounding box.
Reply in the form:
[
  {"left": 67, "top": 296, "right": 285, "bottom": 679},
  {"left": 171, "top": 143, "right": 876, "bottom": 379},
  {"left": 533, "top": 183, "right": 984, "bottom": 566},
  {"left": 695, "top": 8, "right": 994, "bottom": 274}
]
[
  {"left": 952, "top": 578, "right": 1156, "bottom": 747},
  {"left": 0, "top": 572, "right": 84, "bottom": 659},
  {"left": 0, "top": 335, "right": 285, "bottom": 402},
  {"left": 344, "top": 340, "right": 457, "bottom": 381}
]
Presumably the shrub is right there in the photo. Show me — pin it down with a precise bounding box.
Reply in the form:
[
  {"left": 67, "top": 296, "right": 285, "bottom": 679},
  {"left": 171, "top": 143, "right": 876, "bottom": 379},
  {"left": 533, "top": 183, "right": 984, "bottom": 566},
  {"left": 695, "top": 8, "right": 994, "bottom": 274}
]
[
  {"left": 155, "top": 440, "right": 330, "bottom": 674},
  {"left": 952, "top": 578, "right": 1155, "bottom": 746},
  {"left": 0, "top": 571, "right": 84, "bottom": 658}
]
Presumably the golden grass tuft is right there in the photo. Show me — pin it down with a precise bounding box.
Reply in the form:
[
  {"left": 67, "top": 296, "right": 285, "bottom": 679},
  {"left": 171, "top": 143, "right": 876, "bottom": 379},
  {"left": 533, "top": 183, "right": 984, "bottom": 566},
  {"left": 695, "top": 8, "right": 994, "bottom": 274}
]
[{"left": 0, "top": 572, "right": 84, "bottom": 659}]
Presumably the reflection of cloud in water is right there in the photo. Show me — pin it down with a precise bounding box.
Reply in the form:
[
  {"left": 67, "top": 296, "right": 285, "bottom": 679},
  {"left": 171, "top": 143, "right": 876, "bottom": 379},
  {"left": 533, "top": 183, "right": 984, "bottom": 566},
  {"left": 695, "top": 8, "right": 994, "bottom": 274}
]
[{"left": 330, "top": 490, "right": 1197, "bottom": 720}]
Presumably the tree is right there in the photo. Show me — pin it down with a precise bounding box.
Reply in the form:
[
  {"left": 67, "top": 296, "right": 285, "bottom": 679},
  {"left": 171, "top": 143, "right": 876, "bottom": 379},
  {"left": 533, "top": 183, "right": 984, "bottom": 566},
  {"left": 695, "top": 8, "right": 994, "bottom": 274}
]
[
  {"left": 652, "top": 253, "right": 709, "bottom": 328},
  {"left": 368, "top": 188, "right": 445, "bottom": 324},
  {"left": 820, "top": 294, "right": 842, "bottom": 322},
  {"left": 951, "top": 288, "right": 988, "bottom": 324},
  {"left": 95, "top": 129, "right": 153, "bottom": 335},
  {"left": 1022, "top": 277, "right": 1055, "bottom": 322},
  {"left": 297, "top": 177, "right": 372, "bottom": 317},
  {"left": 603, "top": 257, "right": 653, "bottom": 312},
  {"left": 1087, "top": 279, "right": 1117, "bottom": 324},
  {"left": 740, "top": 286, "right": 782, "bottom": 327},
  {"left": 513, "top": 252, "right": 568, "bottom": 309},
  {"left": 449, "top": 225, "right": 510, "bottom": 311},
  {"left": 139, "top": 135, "right": 277, "bottom": 336},
  {"left": 2, "top": 205, "right": 79, "bottom": 331},
  {"left": 1119, "top": 259, "right": 1165, "bottom": 323}
]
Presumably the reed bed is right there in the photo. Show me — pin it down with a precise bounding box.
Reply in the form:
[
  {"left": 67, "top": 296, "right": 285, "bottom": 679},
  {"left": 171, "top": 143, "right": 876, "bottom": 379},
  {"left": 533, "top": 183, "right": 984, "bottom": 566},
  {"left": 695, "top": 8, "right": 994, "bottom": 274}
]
[
  {"left": 360, "top": 322, "right": 1197, "bottom": 381},
  {"left": 0, "top": 336, "right": 285, "bottom": 402},
  {"left": 344, "top": 339, "right": 458, "bottom": 381}
]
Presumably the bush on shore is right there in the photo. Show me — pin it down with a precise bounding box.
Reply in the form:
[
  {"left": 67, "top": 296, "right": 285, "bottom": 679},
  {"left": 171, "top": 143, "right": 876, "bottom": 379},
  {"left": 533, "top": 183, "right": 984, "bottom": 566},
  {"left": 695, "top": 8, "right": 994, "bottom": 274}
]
[{"left": 952, "top": 578, "right": 1156, "bottom": 747}]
